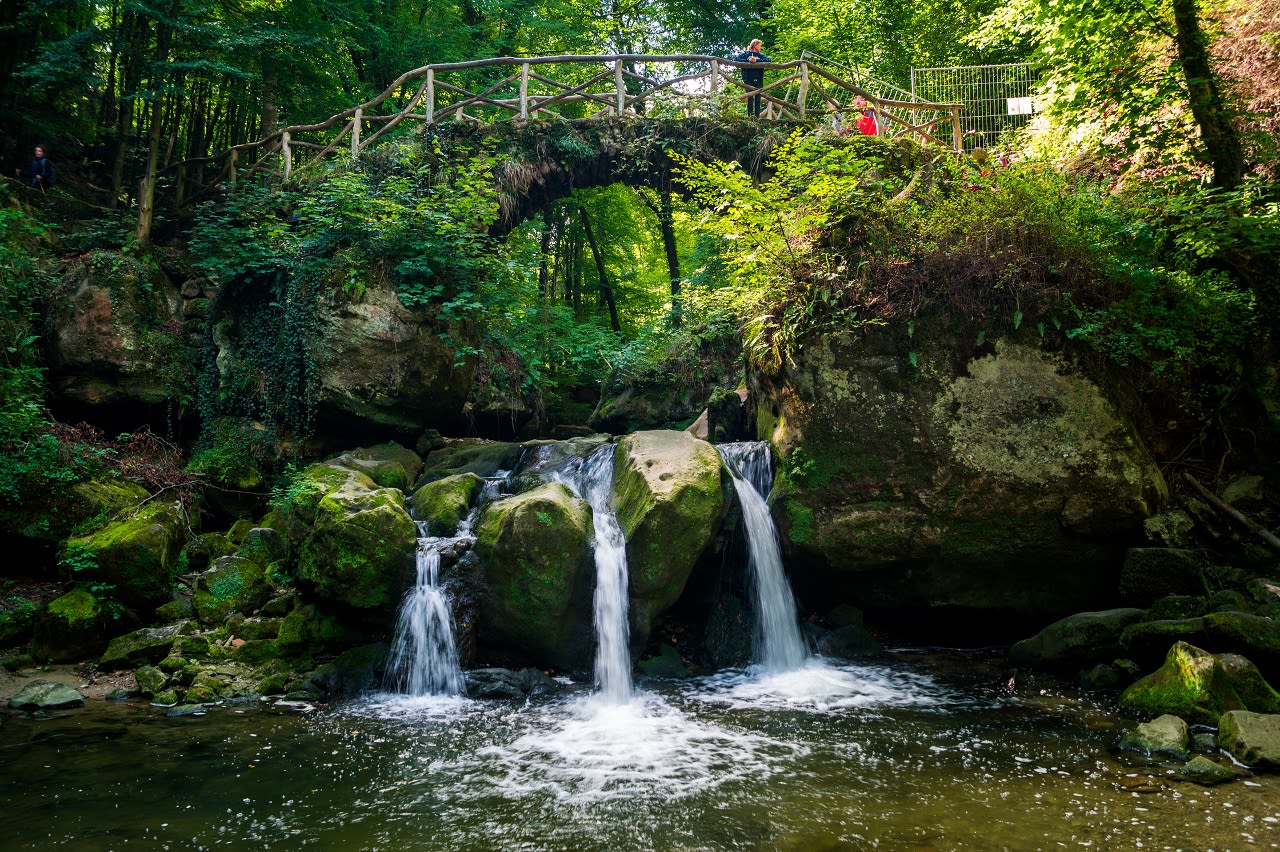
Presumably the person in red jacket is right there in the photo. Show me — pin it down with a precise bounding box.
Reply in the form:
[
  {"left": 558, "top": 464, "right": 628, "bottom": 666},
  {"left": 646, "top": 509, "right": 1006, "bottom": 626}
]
[{"left": 852, "top": 97, "right": 878, "bottom": 136}]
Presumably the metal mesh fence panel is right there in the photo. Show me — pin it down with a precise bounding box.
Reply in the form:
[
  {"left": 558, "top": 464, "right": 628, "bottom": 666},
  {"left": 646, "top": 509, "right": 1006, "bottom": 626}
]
[{"left": 910, "top": 63, "right": 1038, "bottom": 150}]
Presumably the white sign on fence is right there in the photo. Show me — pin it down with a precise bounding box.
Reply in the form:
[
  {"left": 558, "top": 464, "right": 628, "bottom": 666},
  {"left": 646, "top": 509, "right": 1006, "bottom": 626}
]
[{"left": 1006, "top": 96, "right": 1034, "bottom": 115}]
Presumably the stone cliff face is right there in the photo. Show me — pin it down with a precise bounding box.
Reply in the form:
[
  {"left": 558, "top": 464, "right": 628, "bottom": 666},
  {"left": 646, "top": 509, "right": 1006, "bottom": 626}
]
[{"left": 751, "top": 321, "right": 1168, "bottom": 629}]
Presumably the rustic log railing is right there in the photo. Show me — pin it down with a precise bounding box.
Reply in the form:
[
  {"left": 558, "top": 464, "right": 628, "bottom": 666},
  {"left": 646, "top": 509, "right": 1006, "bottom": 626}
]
[{"left": 161, "top": 54, "right": 964, "bottom": 206}]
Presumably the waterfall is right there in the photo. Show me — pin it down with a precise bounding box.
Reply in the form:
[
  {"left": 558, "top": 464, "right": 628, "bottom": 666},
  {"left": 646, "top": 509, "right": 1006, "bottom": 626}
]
[
  {"left": 558, "top": 444, "right": 633, "bottom": 703},
  {"left": 383, "top": 475, "right": 508, "bottom": 697},
  {"left": 718, "top": 442, "right": 808, "bottom": 673}
]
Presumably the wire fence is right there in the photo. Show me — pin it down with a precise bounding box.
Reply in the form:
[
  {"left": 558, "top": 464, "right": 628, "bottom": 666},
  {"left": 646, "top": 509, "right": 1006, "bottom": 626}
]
[{"left": 910, "top": 63, "right": 1038, "bottom": 151}]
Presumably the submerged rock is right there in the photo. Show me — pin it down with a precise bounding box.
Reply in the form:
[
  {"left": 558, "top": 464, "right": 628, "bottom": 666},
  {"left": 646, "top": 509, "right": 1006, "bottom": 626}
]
[
  {"left": 464, "top": 667, "right": 562, "bottom": 700},
  {"left": 1180, "top": 755, "right": 1242, "bottom": 786},
  {"left": 9, "top": 680, "right": 85, "bottom": 711}
]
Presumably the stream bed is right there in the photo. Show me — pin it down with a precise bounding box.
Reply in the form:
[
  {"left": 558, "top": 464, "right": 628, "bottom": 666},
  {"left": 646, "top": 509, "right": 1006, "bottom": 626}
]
[{"left": 3, "top": 652, "right": 1278, "bottom": 850}]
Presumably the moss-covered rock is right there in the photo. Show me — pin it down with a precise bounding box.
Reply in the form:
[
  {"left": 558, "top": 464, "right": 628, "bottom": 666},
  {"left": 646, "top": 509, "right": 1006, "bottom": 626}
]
[
  {"left": 295, "top": 465, "right": 416, "bottom": 610},
  {"left": 1217, "top": 654, "right": 1280, "bottom": 714},
  {"left": 303, "top": 642, "right": 389, "bottom": 697},
  {"left": 329, "top": 443, "right": 423, "bottom": 490},
  {"left": 613, "top": 431, "right": 727, "bottom": 650},
  {"left": 193, "top": 556, "right": 272, "bottom": 624},
  {"left": 1119, "top": 548, "right": 1207, "bottom": 605},
  {"left": 474, "top": 481, "right": 594, "bottom": 669},
  {"left": 98, "top": 621, "right": 194, "bottom": 670},
  {"left": 63, "top": 500, "right": 186, "bottom": 609},
  {"left": 411, "top": 473, "right": 484, "bottom": 535},
  {"left": 751, "top": 332, "right": 1167, "bottom": 623},
  {"left": 31, "top": 587, "right": 109, "bottom": 662},
  {"left": 1119, "top": 714, "right": 1190, "bottom": 760},
  {"left": 134, "top": 664, "right": 168, "bottom": 696},
  {"left": 1009, "top": 608, "right": 1146, "bottom": 671},
  {"left": 1119, "top": 618, "right": 1208, "bottom": 668},
  {"left": 418, "top": 439, "right": 522, "bottom": 485},
  {"left": 1121, "top": 642, "right": 1247, "bottom": 725},
  {"left": 1218, "top": 711, "right": 1280, "bottom": 769},
  {"left": 1202, "top": 611, "right": 1280, "bottom": 681},
  {"left": 1147, "top": 595, "right": 1209, "bottom": 621},
  {"left": 236, "top": 527, "right": 289, "bottom": 567}
]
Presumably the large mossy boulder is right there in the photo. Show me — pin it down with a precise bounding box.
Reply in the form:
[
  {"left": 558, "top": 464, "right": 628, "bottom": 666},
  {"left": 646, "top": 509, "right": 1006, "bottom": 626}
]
[
  {"left": 1202, "top": 612, "right": 1280, "bottom": 681},
  {"left": 752, "top": 331, "right": 1167, "bottom": 624},
  {"left": 411, "top": 473, "right": 484, "bottom": 535},
  {"left": 295, "top": 465, "right": 417, "bottom": 610},
  {"left": 31, "top": 586, "right": 110, "bottom": 662},
  {"left": 1119, "top": 641, "right": 1279, "bottom": 725},
  {"left": 0, "top": 475, "right": 148, "bottom": 547},
  {"left": 474, "top": 481, "right": 594, "bottom": 669},
  {"left": 613, "top": 431, "right": 727, "bottom": 650},
  {"left": 1218, "top": 711, "right": 1280, "bottom": 769},
  {"left": 1118, "top": 548, "right": 1206, "bottom": 605},
  {"left": 328, "top": 443, "right": 423, "bottom": 490},
  {"left": 63, "top": 500, "right": 186, "bottom": 609},
  {"left": 193, "top": 557, "right": 272, "bottom": 624},
  {"left": 1008, "top": 608, "right": 1146, "bottom": 671}
]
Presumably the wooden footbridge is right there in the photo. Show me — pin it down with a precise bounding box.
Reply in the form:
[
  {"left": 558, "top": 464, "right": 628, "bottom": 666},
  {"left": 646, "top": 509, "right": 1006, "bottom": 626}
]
[{"left": 163, "top": 55, "right": 964, "bottom": 205}]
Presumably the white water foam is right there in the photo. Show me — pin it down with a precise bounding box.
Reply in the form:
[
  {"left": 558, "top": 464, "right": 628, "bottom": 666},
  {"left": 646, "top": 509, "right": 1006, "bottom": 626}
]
[
  {"left": 692, "top": 658, "right": 952, "bottom": 713},
  {"left": 467, "top": 692, "right": 804, "bottom": 805}
]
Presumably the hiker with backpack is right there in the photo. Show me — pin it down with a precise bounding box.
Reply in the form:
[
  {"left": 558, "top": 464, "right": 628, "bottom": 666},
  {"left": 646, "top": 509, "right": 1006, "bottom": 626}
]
[{"left": 16, "top": 144, "right": 55, "bottom": 191}]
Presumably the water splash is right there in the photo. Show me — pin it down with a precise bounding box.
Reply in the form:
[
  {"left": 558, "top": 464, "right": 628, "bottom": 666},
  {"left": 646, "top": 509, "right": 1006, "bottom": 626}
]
[
  {"left": 383, "top": 530, "right": 466, "bottom": 697},
  {"left": 717, "top": 442, "right": 808, "bottom": 673},
  {"left": 556, "top": 444, "right": 633, "bottom": 704},
  {"left": 382, "top": 472, "right": 509, "bottom": 698}
]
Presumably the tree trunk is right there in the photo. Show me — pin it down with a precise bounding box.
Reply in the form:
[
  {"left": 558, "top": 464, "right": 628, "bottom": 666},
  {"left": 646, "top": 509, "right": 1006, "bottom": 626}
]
[
  {"left": 579, "top": 208, "right": 622, "bottom": 332},
  {"left": 137, "top": 0, "right": 180, "bottom": 244},
  {"left": 1171, "top": 0, "right": 1243, "bottom": 191}
]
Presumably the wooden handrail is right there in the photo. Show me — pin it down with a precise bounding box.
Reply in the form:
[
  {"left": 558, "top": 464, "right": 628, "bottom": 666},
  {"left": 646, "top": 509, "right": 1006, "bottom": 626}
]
[{"left": 162, "top": 54, "right": 965, "bottom": 204}]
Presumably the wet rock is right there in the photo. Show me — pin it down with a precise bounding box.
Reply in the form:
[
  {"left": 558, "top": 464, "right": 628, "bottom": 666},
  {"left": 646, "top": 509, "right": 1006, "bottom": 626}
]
[
  {"left": 753, "top": 334, "right": 1167, "bottom": 622},
  {"left": 1119, "top": 618, "right": 1207, "bottom": 669},
  {"left": 134, "top": 664, "right": 168, "bottom": 696},
  {"left": 63, "top": 500, "right": 187, "bottom": 609},
  {"left": 1202, "top": 612, "right": 1280, "bottom": 681},
  {"left": 295, "top": 465, "right": 417, "bottom": 610},
  {"left": 236, "top": 527, "right": 289, "bottom": 567},
  {"left": 329, "top": 443, "right": 423, "bottom": 490},
  {"left": 99, "top": 621, "right": 194, "bottom": 670},
  {"left": 703, "top": 595, "right": 752, "bottom": 669},
  {"left": 464, "top": 667, "right": 562, "bottom": 700},
  {"left": 155, "top": 596, "right": 194, "bottom": 622},
  {"left": 193, "top": 557, "right": 272, "bottom": 624},
  {"left": 31, "top": 587, "right": 109, "bottom": 663},
  {"left": 303, "top": 643, "right": 389, "bottom": 697},
  {"left": 638, "top": 644, "right": 691, "bottom": 678},
  {"left": 1080, "top": 659, "right": 1141, "bottom": 692},
  {"left": 1120, "top": 714, "right": 1189, "bottom": 760},
  {"left": 1009, "top": 608, "right": 1146, "bottom": 671},
  {"left": 1217, "top": 654, "right": 1280, "bottom": 714},
  {"left": 1121, "top": 642, "right": 1251, "bottom": 725},
  {"left": 474, "top": 481, "right": 594, "bottom": 669},
  {"left": 9, "top": 680, "right": 85, "bottom": 711},
  {"left": 418, "top": 440, "right": 522, "bottom": 484},
  {"left": 1147, "top": 595, "right": 1208, "bottom": 621},
  {"left": 1247, "top": 578, "right": 1280, "bottom": 609},
  {"left": 1119, "top": 549, "right": 1206, "bottom": 606},
  {"left": 411, "top": 473, "right": 484, "bottom": 535},
  {"left": 613, "top": 430, "right": 727, "bottom": 651},
  {"left": 166, "top": 704, "right": 208, "bottom": 717},
  {"left": 817, "top": 624, "right": 882, "bottom": 660},
  {"left": 1180, "top": 755, "right": 1242, "bottom": 786},
  {"left": 1218, "top": 711, "right": 1280, "bottom": 769}
]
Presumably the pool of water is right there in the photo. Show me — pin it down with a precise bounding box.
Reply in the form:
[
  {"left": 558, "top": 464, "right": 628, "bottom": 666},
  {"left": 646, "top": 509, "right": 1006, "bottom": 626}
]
[{"left": 3, "top": 653, "right": 1278, "bottom": 850}]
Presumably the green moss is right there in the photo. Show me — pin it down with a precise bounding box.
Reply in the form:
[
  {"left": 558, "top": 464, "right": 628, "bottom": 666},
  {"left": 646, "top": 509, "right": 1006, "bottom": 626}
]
[
  {"left": 1121, "top": 641, "right": 1245, "bottom": 725},
  {"left": 783, "top": 497, "right": 813, "bottom": 545},
  {"left": 410, "top": 472, "right": 484, "bottom": 535}
]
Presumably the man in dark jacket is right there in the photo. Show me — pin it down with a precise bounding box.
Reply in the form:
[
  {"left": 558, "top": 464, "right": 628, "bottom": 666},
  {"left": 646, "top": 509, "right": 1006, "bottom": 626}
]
[
  {"left": 17, "top": 145, "right": 55, "bottom": 190},
  {"left": 732, "top": 40, "right": 771, "bottom": 117}
]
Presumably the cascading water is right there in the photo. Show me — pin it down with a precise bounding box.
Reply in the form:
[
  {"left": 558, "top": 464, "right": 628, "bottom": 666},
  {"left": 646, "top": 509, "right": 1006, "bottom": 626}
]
[
  {"left": 383, "top": 528, "right": 466, "bottom": 697},
  {"left": 557, "top": 444, "right": 633, "bottom": 703},
  {"left": 383, "top": 475, "right": 507, "bottom": 697},
  {"left": 718, "top": 442, "right": 808, "bottom": 673}
]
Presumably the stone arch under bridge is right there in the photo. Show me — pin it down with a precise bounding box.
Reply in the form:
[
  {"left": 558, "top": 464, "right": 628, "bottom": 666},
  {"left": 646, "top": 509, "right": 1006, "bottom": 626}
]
[{"left": 418, "top": 117, "right": 924, "bottom": 237}]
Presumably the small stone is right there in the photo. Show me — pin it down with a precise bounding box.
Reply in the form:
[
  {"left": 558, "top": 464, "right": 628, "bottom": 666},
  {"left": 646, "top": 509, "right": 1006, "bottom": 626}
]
[
  {"left": 1180, "top": 755, "right": 1240, "bottom": 786},
  {"left": 1120, "top": 714, "right": 1190, "bottom": 760}
]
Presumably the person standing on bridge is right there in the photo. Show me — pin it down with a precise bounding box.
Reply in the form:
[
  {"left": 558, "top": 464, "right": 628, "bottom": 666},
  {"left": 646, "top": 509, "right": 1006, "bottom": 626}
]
[{"left": 732, "top": 40, "right": 771, "bottom": 118}]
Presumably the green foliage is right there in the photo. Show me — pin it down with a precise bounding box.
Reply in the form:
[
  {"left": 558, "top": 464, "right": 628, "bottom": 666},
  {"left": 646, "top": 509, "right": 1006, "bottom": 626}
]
[{"left": 59, "top": 543, "right": 99, "bottom": 576}]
